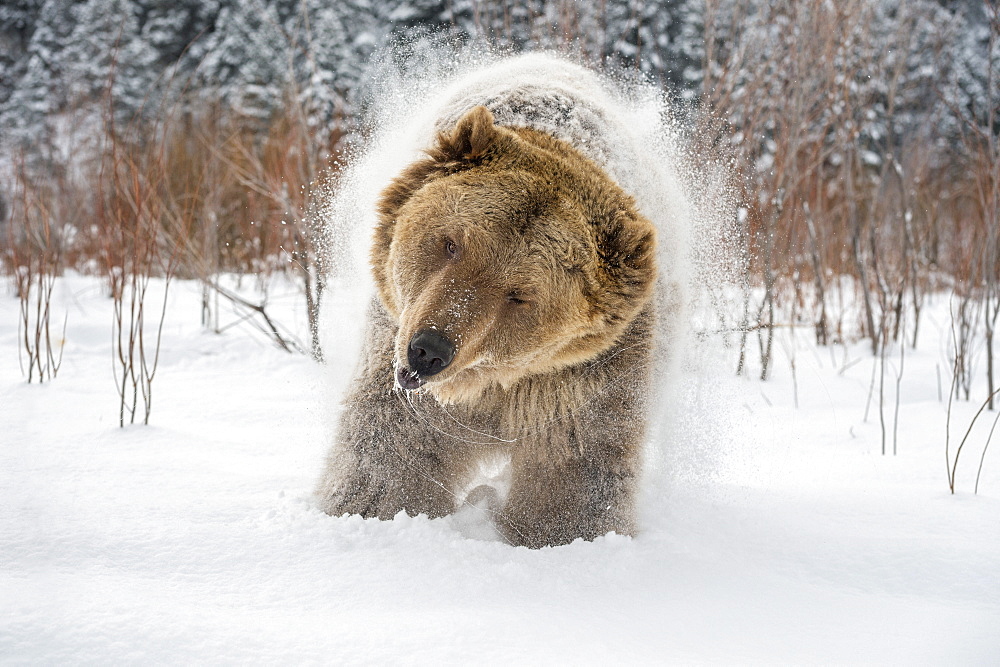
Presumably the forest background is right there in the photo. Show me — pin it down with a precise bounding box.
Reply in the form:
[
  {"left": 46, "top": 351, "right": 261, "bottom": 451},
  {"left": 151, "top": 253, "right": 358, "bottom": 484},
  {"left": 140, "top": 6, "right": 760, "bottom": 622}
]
[{"left": 1, "top": 0, "right": 998, "bottom": 417}]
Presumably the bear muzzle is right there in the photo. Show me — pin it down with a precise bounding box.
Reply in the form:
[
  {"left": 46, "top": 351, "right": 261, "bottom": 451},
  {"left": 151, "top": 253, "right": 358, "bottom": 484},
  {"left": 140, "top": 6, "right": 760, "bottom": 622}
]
[{"left": 397, "top": 328, "right": 457, "bottom": 390}]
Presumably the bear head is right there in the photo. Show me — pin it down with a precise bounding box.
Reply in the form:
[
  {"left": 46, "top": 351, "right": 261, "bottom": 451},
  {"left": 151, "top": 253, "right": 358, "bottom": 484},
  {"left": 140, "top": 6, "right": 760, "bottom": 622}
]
[{"left": 372, "top": 106, "right": 657, "bottom": 404}]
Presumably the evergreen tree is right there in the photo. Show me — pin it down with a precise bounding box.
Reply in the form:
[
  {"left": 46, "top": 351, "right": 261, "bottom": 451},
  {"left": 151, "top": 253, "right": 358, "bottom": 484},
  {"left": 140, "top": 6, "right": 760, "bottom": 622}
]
[
  {"left": 0, "top": 0, "right": 44, "bottom": 108},
  {"left": 198, "top": 0, "right": 291, "bottom": 123},
  {"left": 289, "top": 0, "right": 379, "bottom": 133},
  {"left": 136, "top": 0, "right": 221, "bottom": 72},
  {"left": 939, "top": 1, "right": 1000, "bottom": 139},
  {"left": 376, "top": 0, "right": 453, "bottom": 34},
  {"left": 1, "top": 53, "right": 58, "bottom": 150},
  {"left": 602, "top": 0, "right": 685, "bottom": 83},
  {"left": 0, "top": 0, "right": 77, "bottom": 149},
  {"left": 61, "top": 0, "right": 158, "bottom": 125}
]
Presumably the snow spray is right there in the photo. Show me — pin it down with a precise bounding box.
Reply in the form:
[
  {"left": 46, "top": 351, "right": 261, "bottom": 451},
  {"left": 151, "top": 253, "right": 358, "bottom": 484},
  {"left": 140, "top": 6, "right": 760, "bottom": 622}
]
[{"left": 314, "top": 41, "right": 740, "bottom": 520}]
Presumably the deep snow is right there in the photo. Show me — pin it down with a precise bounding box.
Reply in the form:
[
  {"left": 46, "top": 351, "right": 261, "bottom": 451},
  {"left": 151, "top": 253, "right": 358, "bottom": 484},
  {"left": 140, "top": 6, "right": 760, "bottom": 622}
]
[{"left": 2, "top": 274, "right": 998, "bottom": 664}]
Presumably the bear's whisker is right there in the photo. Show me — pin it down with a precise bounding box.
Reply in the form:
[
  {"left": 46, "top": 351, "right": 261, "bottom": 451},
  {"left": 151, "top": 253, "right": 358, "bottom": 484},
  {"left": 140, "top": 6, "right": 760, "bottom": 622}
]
[
  {"left": 437, "top": 404, "right": 517, "bottom": 444},
  {"left": 390, "top": 390, "right": 524, "bottom": 545},
  {"left": 581, "top": 342, "right": 647, "bottom": 374},
  {"left": 397, "top": 386, "right": 501, "bottom": 447}
]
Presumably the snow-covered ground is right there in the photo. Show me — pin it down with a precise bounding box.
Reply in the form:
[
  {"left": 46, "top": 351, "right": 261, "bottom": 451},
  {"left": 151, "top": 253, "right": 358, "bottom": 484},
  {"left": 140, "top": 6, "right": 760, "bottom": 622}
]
[{"left": 2, "top": 274, "right": 998, "bottom": 664}]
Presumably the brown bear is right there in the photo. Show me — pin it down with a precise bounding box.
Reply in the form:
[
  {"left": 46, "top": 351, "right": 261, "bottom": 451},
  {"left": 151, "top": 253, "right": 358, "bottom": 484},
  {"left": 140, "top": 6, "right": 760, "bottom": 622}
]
[{"left": 316, "top": 73, "right": 667, "bottom": 547}]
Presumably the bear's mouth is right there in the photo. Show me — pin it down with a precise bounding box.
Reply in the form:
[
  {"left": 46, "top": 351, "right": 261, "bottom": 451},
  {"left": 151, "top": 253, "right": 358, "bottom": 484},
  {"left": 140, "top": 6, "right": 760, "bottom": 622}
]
[{"left": 395, "top": 365, "right": 425, "bottom": 391}]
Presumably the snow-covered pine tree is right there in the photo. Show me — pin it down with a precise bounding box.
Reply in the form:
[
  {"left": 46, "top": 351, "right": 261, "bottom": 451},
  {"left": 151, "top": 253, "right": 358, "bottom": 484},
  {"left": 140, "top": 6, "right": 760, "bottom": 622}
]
[
  {"left": 601, "top": 0, "right": 684, "bottom": 83},
  {"left": 287, "top": 0, "right": 379, "bottom": 138},
  {"left": 0, "top": 0, "right": 43, "bottom": 109},
  {"left": 937, "top": 0, "right": 1000, "bottom": 141},
  {"left": 376, "top": 0, "right": 452, "bottom": 35},
  {"left": 0, "top": 0, "right": 77, "bottom": 151},
  {"left": 136, "top": 0, "right": 219, "bottom": 73},
  {"left": 197, "top": 0, "right": 291, "bottom": 125},
  {"left": 1, "top": 53, "right": 58, "bottom": 150},
  {"left": 61, "top": 0, "right": 158, "bottom": 128}
]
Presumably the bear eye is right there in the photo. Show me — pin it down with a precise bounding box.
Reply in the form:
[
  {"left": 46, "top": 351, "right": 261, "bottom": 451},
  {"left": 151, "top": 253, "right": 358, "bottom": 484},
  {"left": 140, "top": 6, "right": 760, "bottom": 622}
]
[
  {"left": 506, "top": 291, "right": 530, "bottom": 305},
  {"left": 445, "top": 239, "right": 459, "bottom": 258}
]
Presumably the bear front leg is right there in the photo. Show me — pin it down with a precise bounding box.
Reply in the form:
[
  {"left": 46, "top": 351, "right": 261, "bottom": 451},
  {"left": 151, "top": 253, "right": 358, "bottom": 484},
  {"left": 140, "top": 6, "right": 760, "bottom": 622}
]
[
  {"left": 497, "top": 444, "right": 639, "bottom": 548},
  {"left": 315, "top": 303, "right": 459, "bottom": 520},
  {"left": 317, "top": 384, "right": 459, "bottom": 520}
]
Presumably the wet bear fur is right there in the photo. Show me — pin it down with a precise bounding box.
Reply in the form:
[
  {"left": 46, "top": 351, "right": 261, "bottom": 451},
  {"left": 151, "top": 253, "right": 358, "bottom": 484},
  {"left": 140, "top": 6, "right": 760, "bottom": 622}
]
[{"left": 316, "top": 103, "right": 660, "bottom": 548}]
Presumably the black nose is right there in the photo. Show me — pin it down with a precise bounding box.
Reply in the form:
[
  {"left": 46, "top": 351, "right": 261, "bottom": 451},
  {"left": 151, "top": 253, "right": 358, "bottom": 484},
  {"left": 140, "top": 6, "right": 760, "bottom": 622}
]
[{"left": 408, "top": 329, "right": 456, "bottom": 377}]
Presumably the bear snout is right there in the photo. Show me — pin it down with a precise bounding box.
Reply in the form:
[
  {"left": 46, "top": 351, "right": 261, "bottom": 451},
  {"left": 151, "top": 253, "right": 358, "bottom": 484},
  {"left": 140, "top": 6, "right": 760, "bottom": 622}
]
[{"left": 408, "top": 329, "right": 457, "bottom": 378}]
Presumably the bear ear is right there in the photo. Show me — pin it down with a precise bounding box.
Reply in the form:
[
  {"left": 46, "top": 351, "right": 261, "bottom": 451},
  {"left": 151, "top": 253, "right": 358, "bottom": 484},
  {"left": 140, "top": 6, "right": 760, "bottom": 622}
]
[
  {"left": 597, "top": 210, "right": 657, "bottom": 304},
  {"left": 432, "top": 106, "right": 499, "bottom": 162},
  {"left": 615, "top": 211, "right": 657, "bottom": 273}
]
